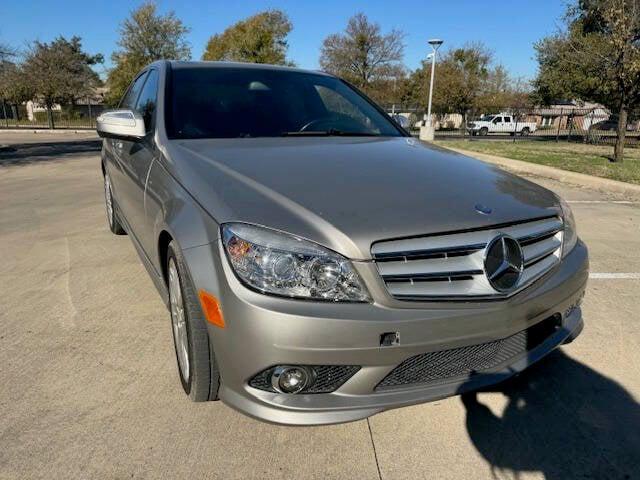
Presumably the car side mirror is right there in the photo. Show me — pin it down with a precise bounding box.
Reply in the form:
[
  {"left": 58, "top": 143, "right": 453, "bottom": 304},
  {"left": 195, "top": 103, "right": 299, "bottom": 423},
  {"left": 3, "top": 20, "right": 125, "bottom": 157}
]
[{"left": 96, "top": 110, "right": 146, "bottom": 140}]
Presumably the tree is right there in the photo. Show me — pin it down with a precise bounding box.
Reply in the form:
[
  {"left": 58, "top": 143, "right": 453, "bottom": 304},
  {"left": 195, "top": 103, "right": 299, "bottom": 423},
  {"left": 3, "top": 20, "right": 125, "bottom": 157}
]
[
  {"left": 0, "top": 44, "right": 27, "bottom": 120},
  {"left": 21, "top": 36, "right": 102, "bottom": 128},
  {"left": 0, "top": 61, "right": 33, "bottom": 119},
  {"left": 107, "top": 2, "right": 191, "bottom": 105},
  {"left": 400, "top": 42, "right": 531, "bottom": 126},
  {"left": 476, "top": 66, "right": 532, "bottom": 112},
  {"left": 203, "top": 10, "right": 293, "bottom": 65},
  {"left": 402, "top": 44, "right": 492, "bottom": 122},
  {"left": 534, "top": 0, "right": 640, "bottom": 162},
  {"left": 0, "top": 42, "right": 16, "bottom": 62},
  {"left": 319, "top": 13, "right": 405, "bottom": 94}
]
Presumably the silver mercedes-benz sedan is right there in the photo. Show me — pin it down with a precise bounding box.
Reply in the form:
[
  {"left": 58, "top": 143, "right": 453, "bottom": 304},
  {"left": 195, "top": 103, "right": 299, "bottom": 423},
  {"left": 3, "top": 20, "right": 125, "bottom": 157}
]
[{"left": 97, "top": 61, "right": 588, "bottom": 425}]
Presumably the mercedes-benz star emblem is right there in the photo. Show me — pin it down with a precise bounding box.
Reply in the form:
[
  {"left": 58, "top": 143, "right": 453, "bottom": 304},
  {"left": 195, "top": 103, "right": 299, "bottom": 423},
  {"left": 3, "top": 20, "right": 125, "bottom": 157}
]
[
  {"left": 484, "top": 234, "right": 524, "bottom": 292},
  {"left": 475, "top": 204, "right": 492, "bottom": 215}
]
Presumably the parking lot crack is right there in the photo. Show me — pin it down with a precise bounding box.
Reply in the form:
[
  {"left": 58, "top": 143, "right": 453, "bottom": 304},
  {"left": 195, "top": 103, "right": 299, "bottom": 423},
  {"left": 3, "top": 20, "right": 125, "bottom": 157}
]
[{"left": 367, "top": 418, "right": 383, "bottom": 480}]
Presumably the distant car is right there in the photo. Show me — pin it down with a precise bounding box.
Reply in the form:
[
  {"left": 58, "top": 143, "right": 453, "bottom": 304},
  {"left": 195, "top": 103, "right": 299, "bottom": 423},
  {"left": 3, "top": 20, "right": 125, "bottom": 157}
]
[
  {"left": 390, "top": 114, "right": 410, "bottom": 129},
  {"left": 468, "top": 114, "right": 537, "bottom": 136},
  {"left": 96, "top": 61, "right": 587, "bottom": 426},
  {"left": 590, "top": 119, "right": 635, "bottom": 132}
]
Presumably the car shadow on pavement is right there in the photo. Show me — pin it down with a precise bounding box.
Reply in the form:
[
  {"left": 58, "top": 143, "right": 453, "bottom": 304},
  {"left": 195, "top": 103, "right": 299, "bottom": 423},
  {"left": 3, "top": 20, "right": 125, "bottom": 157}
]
[
  {"left": 0, "top": 140, "right": 101, "bottom": 166},
  {"left": 460, "top": 349, "right": 639, "bottom": 480}
]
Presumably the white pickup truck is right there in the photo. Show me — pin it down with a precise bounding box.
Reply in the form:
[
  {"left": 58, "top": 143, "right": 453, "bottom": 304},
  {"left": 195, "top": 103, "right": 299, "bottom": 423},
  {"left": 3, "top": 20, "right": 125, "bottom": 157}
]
[{"left": 467, "top": 114, "right": 537, "bottom": 136}]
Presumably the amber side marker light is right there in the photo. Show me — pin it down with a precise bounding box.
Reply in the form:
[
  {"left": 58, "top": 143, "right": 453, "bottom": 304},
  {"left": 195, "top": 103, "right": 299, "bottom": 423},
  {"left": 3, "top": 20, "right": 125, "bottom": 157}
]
[{"left": 198, "top": 290, "right": 225, "bottom": 328}]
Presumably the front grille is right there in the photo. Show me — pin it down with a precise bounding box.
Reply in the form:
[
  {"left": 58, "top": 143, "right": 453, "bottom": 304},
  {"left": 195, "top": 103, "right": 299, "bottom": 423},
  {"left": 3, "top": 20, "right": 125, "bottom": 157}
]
[
  {"left": 372, "top": 216, "right": 563, "bottom": 300},
  {"left": 249, "top": 365, "right": 360, "bottom": 394},
  {"left": 376, "top": 315, "right": 560, "bottom": 391}
]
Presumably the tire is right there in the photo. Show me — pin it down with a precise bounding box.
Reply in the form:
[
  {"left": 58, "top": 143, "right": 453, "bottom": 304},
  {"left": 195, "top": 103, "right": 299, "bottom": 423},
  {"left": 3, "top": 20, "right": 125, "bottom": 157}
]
[
  {"left": 104, "top": 172, "right": 126, "bottom": 235},
  {"left": 167, "top": 241, "right": 220, "bottom": 402},
  {"left": 479, "top": 127, "right": 488, "bottom": 136},
  {"left": 520, "top": 127, "right": 531, "bottom": 137}
]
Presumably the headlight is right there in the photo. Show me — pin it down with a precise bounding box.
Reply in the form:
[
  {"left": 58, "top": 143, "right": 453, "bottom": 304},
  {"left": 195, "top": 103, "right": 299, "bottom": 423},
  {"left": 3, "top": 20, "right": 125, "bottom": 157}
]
[
  {"left": 560, "top": 198, "right": 578, "bottom": 258},
  {"left": 221, "top": 223, "right": 371, "bottom": 302}
]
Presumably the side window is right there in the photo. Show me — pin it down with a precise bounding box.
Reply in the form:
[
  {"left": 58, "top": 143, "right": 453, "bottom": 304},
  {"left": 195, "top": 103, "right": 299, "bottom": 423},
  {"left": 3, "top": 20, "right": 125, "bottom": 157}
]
[
  {"left": 119, "top": 72, "right": 148, "bottom": 110},
  {"left": 492, "top": 116, "right": 501, "bottom": 124},
  {"left": 134, "top": 69, "right": 159, "bottom": 133},
  {"left": 503, "top": 116, "right": 512, "bottom": 123}
]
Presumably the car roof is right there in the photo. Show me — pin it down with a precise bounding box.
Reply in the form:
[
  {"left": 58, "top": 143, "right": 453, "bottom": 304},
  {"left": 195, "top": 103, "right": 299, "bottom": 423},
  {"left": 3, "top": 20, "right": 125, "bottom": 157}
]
[{"left": 166, "top": 60, "right": 332, "bottom": 77}]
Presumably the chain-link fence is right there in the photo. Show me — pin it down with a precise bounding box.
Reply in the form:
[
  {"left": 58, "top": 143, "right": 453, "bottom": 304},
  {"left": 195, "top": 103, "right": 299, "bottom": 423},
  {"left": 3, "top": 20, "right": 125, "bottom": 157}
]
[
  {"left": 385, "top": 105, "right": 640, "bottom": 146},
  {"left": 0, "top": 99, "right": 104, "bottom": 129}
]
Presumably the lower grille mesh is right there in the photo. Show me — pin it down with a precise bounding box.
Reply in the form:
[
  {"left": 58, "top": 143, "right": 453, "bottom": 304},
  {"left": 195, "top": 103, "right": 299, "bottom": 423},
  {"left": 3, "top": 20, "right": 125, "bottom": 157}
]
[
  {"left": 376, "top": 318, "right": 558, "bottom": 391},
  {"left": 249, "top": 365, "right": 360, "bottom": 394}
]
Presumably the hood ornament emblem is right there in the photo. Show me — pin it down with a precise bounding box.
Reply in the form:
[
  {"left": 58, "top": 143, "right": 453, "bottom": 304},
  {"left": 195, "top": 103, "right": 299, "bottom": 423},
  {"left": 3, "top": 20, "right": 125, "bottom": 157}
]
[
  {"left": 475, "top": 204, "right": 492, "bottom": 215},
  {"left": 484, "top": 234, "right": 524, "bottom": 292}
]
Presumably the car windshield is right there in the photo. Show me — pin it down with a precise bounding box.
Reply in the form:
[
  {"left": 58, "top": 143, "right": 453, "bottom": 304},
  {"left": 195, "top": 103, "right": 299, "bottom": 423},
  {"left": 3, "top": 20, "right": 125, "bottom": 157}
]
[
  {"left": 166, "top": 66, "right": 403, "bottom": 139},
  {"left": 479, "top": 115, "right": 495, "bottom": 121}
]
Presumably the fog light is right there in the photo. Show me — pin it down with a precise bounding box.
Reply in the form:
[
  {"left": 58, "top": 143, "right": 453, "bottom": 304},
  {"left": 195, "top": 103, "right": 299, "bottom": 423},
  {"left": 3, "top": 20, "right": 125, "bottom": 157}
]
[{"left": 271, "top": 366, "right": 312, "bottom": 394}]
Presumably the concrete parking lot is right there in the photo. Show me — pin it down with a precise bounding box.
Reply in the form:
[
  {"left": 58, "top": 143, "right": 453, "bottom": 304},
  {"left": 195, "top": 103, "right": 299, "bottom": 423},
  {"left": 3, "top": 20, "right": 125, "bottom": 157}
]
[{"left": 1, "top": 132, "right": 638, "bottom": 480}]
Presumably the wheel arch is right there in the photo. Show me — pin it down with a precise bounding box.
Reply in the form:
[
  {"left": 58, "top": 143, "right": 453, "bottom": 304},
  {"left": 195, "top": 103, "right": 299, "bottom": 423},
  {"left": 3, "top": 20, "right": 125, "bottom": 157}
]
[{"left": 158, "top": 229, "right": 174, "bottom": 286}]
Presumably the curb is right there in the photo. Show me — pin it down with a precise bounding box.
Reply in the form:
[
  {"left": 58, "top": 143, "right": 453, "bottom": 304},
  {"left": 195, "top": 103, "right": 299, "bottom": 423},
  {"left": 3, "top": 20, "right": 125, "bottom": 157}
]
[
  {"left": 442, "top": 145, "right": 640, "bottom": 200},
  {"left": 0, "top": 129, "right": 95, "bottom": 135}
]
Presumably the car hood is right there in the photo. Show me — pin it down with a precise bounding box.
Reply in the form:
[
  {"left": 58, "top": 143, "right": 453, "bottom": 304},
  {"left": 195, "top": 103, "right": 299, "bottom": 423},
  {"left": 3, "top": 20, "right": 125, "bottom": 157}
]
[{"left": 169, "top": 137, "right": 559, "bottom": 259}]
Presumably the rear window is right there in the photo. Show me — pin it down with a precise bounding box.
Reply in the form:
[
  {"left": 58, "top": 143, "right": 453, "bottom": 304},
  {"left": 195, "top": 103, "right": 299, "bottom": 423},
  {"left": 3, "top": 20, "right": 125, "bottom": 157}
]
[{"left": 166, "top": 66, "right": 402, "bottom": 139}]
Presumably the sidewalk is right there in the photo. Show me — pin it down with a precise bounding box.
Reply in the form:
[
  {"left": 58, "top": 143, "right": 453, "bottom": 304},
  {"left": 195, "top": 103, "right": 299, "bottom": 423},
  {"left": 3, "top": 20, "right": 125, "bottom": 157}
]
[{"left": 0, "top": 129, "right": 99, "bottom": 146}]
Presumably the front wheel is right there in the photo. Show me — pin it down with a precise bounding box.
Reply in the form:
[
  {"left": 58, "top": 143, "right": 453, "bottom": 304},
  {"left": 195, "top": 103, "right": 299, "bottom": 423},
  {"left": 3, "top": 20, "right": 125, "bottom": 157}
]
[
  {"left": 479, "top": 127, "right": 488, "bottom": 136},
  {"left": 167, "top": 241, "right": 220, "bottom": 402},
  {"left": 104, "top": 173, "right": 126, "bottom": 235}
]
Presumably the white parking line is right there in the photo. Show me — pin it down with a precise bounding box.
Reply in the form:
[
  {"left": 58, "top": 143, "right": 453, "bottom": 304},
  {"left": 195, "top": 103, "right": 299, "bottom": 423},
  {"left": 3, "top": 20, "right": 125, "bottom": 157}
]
[
  {"left": 568, "top": 200, "right": 635, "bottom": 204},
  {"left": 589, "top": 273, "right": 640, "bottom": 279}
]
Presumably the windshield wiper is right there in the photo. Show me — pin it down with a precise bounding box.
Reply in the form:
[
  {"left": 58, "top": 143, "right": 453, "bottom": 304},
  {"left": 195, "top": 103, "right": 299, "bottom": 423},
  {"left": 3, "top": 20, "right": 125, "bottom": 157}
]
[{"left": 281, "top": 129, "right": 380, "bottom": 137}]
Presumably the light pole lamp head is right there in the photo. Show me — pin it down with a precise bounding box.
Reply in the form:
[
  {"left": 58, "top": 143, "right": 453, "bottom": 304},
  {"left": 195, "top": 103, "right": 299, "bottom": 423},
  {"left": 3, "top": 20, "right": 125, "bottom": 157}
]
[{"left": 428, "top": 39, "right": 444, "bottom": 51}]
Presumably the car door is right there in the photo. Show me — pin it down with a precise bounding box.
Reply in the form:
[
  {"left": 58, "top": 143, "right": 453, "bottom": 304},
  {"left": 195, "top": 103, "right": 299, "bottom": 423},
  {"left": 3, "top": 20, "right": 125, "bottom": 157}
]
[
  {"left": 121, "top": 68, "right": 160, "bottom": 255},
  {"left": 491, "top": 116, "right": 502, "bottom": 133},
  {"left": 106, "top": 71, "right": 148, "bottom": 225},
  {"left": 502, "top": 115, "right": 513, "bottom": 133}
]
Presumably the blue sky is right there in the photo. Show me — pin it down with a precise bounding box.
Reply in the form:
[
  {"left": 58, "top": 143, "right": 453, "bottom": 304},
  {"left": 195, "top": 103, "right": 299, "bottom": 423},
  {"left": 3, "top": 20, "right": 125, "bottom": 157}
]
[{"left": 1, "top": 0, "right": 566, "bottom": 80}]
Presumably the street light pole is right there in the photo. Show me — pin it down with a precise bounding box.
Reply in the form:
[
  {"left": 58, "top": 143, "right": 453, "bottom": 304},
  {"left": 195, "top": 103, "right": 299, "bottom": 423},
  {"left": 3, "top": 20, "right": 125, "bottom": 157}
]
[{"left": 426, "top": 38, "right": 443, "bottom": 127}]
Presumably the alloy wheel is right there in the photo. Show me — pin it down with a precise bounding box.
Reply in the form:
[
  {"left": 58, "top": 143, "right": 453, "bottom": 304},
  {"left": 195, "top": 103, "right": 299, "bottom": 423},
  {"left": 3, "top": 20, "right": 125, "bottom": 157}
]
[
  {"left": 104, "top": 174, "right": 114, "bottom": 227},
  {"left": 169, "top": 258, "right": 190, "bottom": 383}
]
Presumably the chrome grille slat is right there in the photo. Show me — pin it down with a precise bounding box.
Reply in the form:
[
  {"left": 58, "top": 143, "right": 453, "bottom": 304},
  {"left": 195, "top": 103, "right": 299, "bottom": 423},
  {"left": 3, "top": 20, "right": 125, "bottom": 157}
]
[
  {"left": 377, "top": 250, "right": 484, "bottom": 277},
  {"left": 387, "top": 275, "right": 493, "bottom": 297},
  {"left": 520, "top": 251, "right": 560, "bottom": 284},
  {"left": 371, "top": 217, "right": 562, "bottom": 258},
  {"left": 523, "top": 233, "right": 562, "bottom": 265},
  {"left": 373, "top": 216, "right": 563, "bottom": 300},
  {"left": 384, "top": 271, "right": 482, "bottom": 283}
]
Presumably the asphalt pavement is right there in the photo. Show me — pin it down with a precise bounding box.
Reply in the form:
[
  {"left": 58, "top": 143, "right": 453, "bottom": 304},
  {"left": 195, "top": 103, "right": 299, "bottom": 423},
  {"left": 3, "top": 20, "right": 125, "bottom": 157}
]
[{"left": 1, "top": 132, "right": 638, "bottom": 480}]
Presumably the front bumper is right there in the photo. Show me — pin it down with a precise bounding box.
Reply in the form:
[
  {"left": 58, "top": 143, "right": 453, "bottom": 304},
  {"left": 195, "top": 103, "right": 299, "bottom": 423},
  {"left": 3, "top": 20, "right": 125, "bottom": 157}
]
[{"left": 183, "top": 240, "right": 589, "bottom": 425}]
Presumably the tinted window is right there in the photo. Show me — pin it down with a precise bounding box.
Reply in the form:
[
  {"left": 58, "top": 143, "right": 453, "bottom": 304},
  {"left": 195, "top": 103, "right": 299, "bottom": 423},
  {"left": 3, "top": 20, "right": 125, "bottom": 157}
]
[
  {"left": 492, "top": 117, "right": 501, "bottom": 124},
  {"left": 503, "top": 116, "right": 511, "bottom": 123},
  {"left": 120, "top": 72, "right": 148, "bottom": 110},
  {"left": 166, "top": 67, "right": 402, "bottom": 139},
  {"left": 135, "top": 69, "right": 159, "bottom": 133}
]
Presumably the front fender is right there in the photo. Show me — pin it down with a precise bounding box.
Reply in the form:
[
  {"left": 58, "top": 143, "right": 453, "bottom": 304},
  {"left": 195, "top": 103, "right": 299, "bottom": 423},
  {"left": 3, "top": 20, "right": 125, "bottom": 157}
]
[{"left": 147, "top": 158, "right": 220, "bottom": 275}]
